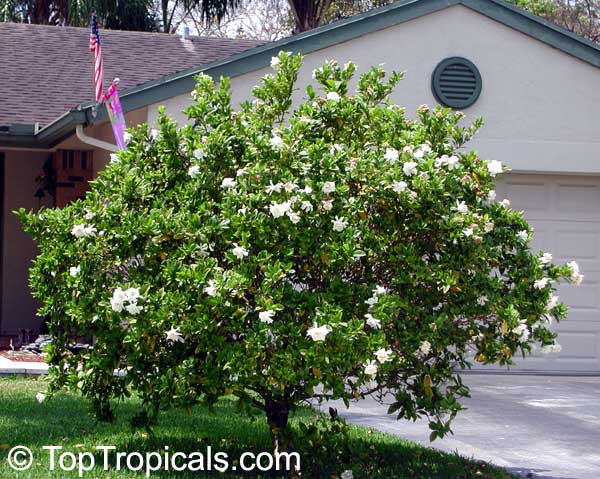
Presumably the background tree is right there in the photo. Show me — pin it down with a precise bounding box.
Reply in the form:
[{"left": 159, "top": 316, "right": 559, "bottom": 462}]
[
  {"left": 179, "top": 0, "right": 599, "bottom": 40},
  {"left": 0, "top": 0, "right": 159, "bottom": 31},
  {"left": 512, "top": 0, "right": 599, "bottom": 43},
  {"left": 2, "top": 0, "right": 597, "bottom": 41},
  {"left": 182, "top": 0, "right": 293, "bottom": 41}
]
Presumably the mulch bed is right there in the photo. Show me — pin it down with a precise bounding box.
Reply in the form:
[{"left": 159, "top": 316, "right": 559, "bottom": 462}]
[{"left": 0, "top": 350, "right": 46, "bottom": 363}]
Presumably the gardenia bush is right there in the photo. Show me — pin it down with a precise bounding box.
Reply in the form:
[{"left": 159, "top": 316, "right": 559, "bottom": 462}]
[{"left": 20, "top": 52, "right": 582, "bottom": 449}]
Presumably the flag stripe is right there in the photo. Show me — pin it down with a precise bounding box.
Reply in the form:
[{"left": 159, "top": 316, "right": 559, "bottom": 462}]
[{"left": 90, "top": 14, "right": 103, "bottom": 102}]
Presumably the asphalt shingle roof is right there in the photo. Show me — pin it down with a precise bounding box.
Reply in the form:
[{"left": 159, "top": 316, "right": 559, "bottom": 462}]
[{"left": 0, "top": 22, "right": 263, "bottom": 127}]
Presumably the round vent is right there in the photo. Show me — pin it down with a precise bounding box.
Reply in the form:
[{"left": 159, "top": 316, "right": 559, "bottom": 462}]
[{"left": 431, "top": 57, "right": 482, "bottom": 109}]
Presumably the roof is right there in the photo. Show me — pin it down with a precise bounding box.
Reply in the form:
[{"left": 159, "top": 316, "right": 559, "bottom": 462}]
[
  {"left": 2, "top": 0, "right": 600, "bottom": 149},
  {"left": 0, "top": 22, "right": 263, "bottom": 127}
]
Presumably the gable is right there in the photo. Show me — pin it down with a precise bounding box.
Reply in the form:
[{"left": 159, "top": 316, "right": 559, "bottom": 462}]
[{"left": 149, "top": 4, "right": 600, "bottom": 174}]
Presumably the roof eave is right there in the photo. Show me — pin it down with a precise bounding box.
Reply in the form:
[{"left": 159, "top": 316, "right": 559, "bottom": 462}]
[{"left": 0, "top": 108, "right": 88, "bottom": 149}]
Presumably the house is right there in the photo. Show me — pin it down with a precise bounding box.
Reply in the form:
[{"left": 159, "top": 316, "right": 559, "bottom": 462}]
[
  {"left": 1, "top": 0, "right": 599, "bottom": 373},
  {"left": 0, "top": 22, "right": 263, "bottom": 343}
]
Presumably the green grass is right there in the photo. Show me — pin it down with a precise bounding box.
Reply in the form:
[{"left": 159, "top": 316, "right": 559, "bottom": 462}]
[{"left": 0, "top": 377, "right": 517, "bottom": 478}]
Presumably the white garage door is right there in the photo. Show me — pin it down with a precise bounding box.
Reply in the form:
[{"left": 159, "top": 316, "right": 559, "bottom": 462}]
[{"left": 486, "top": 174, "right": 600, "bottom": 373}]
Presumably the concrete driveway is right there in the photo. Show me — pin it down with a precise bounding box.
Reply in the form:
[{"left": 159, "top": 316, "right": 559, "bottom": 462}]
[{"left": 324, "top": 374, "right": 600, "bottom": 479}]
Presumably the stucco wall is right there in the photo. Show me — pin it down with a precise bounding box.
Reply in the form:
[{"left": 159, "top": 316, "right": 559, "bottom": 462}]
[
  {"left": 0, "top": 107, "right": 147, "bottom": 336},
  {"left": 147, "top": 5, "right": 600, "bottom": 174},
  {"left": 59, "top": 106, "right": 148, "bottom": 172},
  {"left": 0, "top": 150, "right": 53, "bottom": 335}
]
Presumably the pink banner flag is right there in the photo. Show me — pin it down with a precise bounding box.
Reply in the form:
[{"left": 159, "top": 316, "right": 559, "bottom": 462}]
[{"left": 104, "top": 81, "right": 127, "bottom": 150}]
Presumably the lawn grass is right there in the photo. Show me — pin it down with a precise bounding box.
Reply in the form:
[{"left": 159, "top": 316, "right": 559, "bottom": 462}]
[{"left": 0, "top": 376, "right": 517, "bottom": 478}]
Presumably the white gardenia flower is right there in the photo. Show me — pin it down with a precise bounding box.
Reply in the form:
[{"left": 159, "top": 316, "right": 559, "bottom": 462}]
[
  {"left": 301, "top": 185, "right": 313, "bottom": 194},
  {"left": 123, "top": 131, "right": 133, "bottom": 144},
  {"left": 487, "top": 160, "right": 504, "bottom": 177},
  {"left": 270, "top": 56, "right": 280, "bottom": 68},
  {"left": 204, "top": 280, "right": 218, "bottom": 297},
  {"left": 270, "top": 201, "right": 291, "bottom": 218},
  {"left": 306, "top": 322, "right": 331, "bottom": 341},
  {"left": 365, "top": 295, "right": 378, "bottom": 307},
  {"left": 567, "top": 260, "right": 580, "bottom": 275},
  {"left": 221, "top": 177, "right": 236, "bottom": 189},
  {"left": 463, "top": 227, "right": 474, "bottom": 237},
  {"left": 402, "top": 161, "right": 418, "bottom": 176},
  {"left": 487, "top": 190, "right": 497, "bottom": 202},
  {"left": 125, "top": 303, "right": 143, "bottom": 315},
  {"left": 109, "top": 153, "right": 119, "bottom": 163},
  {"left": 499, "top": 198, "right": 511, "bottom": 208},
  {"left": 418, "top": 340, "right": 432, "bottom": 355},
  {"left": 259, "top": 310, "right": 276, "bottom": 324},
  {"left": 541, "top": 343, "right": 562, "bottom": 354},
  {"left": 283, "top": 181, "right": 298, "bottom": 192},
  {"left": 533, "top": 277, "right": 550, "bottom": 289},
  {"left": 232, "top": 243, "right": 249, "bottom": 260},
  {"left": 165, "top": 327, "right": 184, "bottom": 343},
  {"left": 477, "top": 295, "right": 488, "bottom": 306},
  {"left": 434, "top": 155, "right": 448, "bottom": 168},
  {"left": 150, "top": 128, "right": 159, "bottom": 140},
  {"left": 110, "top": 287, "right": 128, "bottom": 313},
  {"left": 567, "top": 261, "right": 584, "bottom": 284},
  {"left": 373, "top": 285, "right": 388, "bottom": 295},
  {"left": 322, "top": 181, "right": 336, "bottom": 194},
  {"left": 36, "top": 392, "right": 46, "bottom": 403},
  {"left": 413, "top": 144, "right": 431, "bottom": 159},
  {"left": 546, "top": 295, "right": 559, "bottom": 310},
  {"left": 392, "top": 181, "right": 407, "bottom": 193},
  {"left": 270, "top": 135, "right": 284, "bottom": 149},
  {"left": 236, "top": 168, "right": 247, "bottom": 177},
  {"left": 384, "top": 148, "right": 399, "bottom": 162},
  {"left": 341, "top": 470, "right": 354, "bottom": 479},
  {"left": 265, "top": 181, "right": 283, "bottom": 194},
  {"left": 517, "top": 230, "right": 529, "bottom": 242},
  {"left": 512, "top": 321, "right": 530, "bottom": 341},
  {"left": 374, "top": 348, "right": 393, "bottom": 363},
  {"left": 188, "top": 165, "right": 201, "bottom": 178},
  {"left": 332, "top": 216, "right": 348, "bottom": 232},
  {"left": 322, "top": 199, "right": 333, "bottom": 211},
  {"left": 540, "top": 252, "right": 553, "bottom": 265},
  {"left": 193, "top": 148, "right": 206, "bottom": 160},
  {"left": 326, "top": 91, "right": 341, "bottom": 102},
  {"left": 288, "top": 211, "right": 301, "bottom": 224},
  {"left": 365, "top": 314, "right": 381, "bottom": 329},
  {"left": 71, "top": 223, "right": 96, "bottom": 239},
  {"left": 125, "top": 287, "right": 140, "bottom": 301},
  {"left": 446, "top": 155, "right": 460, "bottom": 170},
  {"left": 300, "top": 201, "right": 313, "bottom": 212},
  {"left": 456, "top": 200, "right": 468, "bottom": 214},
  {"left": 69, "top": 265, "right": 81, "bottom": 277},
  {"left": 363, "top": 360, "right": 378, "bottom": 378}
]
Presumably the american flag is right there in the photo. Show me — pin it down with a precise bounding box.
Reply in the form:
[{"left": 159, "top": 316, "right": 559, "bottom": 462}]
[{"left": 89, "top": 13, "right": 103, "bottom": 102}]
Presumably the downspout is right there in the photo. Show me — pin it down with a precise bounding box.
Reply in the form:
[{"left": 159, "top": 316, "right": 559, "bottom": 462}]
[{"left": 75, "top": 125, "right": 119, "bottom": 152}]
